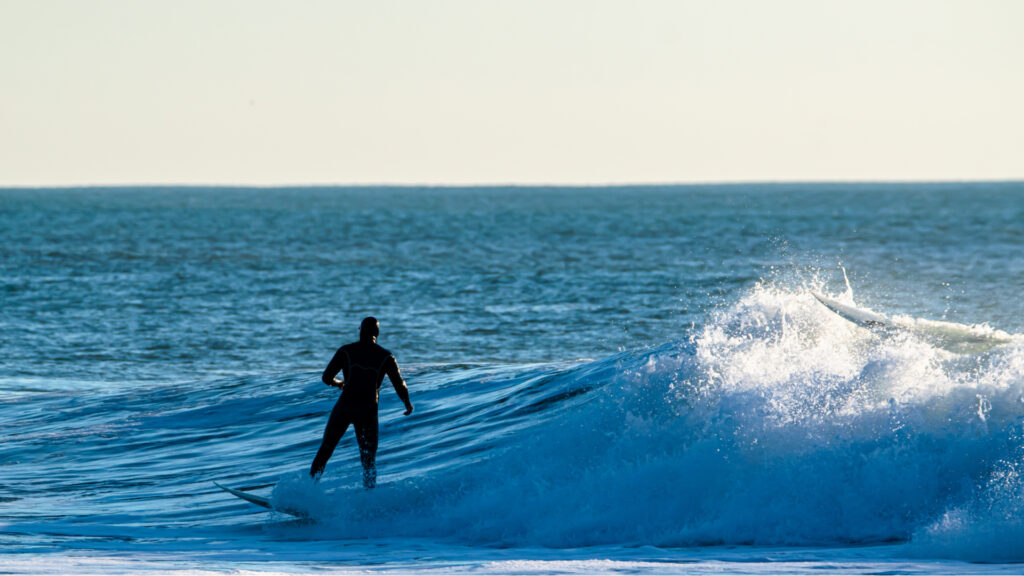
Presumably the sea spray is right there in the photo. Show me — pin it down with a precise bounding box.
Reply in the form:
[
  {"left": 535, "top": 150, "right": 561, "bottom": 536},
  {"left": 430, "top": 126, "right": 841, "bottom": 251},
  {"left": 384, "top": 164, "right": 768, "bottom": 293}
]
[{"left": 911, "top": 457, "right": 1024, "bottom": 562}]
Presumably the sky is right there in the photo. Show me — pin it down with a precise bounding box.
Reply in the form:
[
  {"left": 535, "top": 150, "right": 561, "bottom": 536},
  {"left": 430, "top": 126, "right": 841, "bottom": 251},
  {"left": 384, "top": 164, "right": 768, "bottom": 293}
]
[{"left": 1, "top": 0, "right": 1022, "bottom": 186}]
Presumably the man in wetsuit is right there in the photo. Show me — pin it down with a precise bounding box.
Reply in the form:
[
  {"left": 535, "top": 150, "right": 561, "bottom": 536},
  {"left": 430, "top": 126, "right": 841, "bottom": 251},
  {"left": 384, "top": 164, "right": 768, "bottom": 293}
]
[{"left": 310, "top": 317, "right": 413, "bottom": 488}]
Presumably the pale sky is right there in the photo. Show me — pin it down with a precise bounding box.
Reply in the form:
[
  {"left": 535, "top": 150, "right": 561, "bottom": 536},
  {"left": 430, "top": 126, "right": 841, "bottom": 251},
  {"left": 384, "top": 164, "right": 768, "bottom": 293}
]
[{"left": 1, "top": 0, "right": 1022, "bottom": 186}]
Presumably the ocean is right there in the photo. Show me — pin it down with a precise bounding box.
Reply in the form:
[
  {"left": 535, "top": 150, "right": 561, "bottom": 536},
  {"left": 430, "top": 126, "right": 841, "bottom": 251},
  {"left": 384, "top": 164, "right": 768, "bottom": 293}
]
[{"left": 2, "top": 183, "right": 1024, "bottom": 574}]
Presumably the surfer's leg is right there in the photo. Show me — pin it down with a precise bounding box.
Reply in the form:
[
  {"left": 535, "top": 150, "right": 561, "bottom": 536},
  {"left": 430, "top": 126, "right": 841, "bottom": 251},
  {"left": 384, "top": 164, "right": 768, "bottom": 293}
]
[
  {"left": 310, "top": 400, "right": 351, "bottom": 480},
  {"left": 354, "top": 413, "right": 379, "bottom": 489}
]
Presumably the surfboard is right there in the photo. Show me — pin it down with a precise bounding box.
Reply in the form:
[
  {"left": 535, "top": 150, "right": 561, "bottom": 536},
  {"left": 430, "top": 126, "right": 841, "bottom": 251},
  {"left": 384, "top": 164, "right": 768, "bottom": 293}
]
[
  {"left": 812, "top": 291, "right": 1012, "bottom": 354},
  {"left": 812, "top": 292, "right": 890, "bottom": 328},
  {"left": 214, "top": 481, "right": 307, "bottom": 517}
]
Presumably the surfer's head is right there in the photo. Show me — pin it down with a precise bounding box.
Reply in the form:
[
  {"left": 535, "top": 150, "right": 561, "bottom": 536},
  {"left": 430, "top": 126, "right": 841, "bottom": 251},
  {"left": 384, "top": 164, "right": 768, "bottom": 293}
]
[{"left": 359, "top": 317, "right": 380, "bottom": 342}]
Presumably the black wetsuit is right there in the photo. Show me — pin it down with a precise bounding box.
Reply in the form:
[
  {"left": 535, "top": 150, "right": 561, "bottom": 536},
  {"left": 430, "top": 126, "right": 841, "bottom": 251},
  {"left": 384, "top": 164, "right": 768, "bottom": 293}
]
[{"left": 310, "top": 340, "right": 395, "bottom": 488}]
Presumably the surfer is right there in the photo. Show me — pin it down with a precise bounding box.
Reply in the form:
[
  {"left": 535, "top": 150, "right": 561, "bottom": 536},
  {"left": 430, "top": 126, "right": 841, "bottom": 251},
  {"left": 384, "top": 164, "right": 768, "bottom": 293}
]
[{"left": 310, "top": 317, "right": 413, "bottom": 488}]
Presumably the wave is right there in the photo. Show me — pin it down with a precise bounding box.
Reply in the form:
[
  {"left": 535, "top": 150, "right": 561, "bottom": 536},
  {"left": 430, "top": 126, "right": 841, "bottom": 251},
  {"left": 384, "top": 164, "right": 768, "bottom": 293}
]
[
  {"left": 265, "top": 283, "right": 1024, "bottom": 558},
  {"left": 5, "top": 282, "right": 1023, "bottom": 561}
]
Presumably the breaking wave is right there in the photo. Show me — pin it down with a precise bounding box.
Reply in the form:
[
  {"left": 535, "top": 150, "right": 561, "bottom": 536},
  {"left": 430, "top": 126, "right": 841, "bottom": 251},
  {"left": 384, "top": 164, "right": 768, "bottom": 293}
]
[
  {"left": 5, "top": 283, "right": 1023, "bottom": 562},
  {"left": 269, "top": 283, "right": 1024, "bottom": 559}
]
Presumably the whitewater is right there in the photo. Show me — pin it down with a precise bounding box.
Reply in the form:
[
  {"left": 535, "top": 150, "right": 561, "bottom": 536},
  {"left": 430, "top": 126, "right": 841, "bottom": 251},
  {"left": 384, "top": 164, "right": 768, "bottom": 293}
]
[{"left": 2, "top": 184, "right": 1023, "bottom": 574}]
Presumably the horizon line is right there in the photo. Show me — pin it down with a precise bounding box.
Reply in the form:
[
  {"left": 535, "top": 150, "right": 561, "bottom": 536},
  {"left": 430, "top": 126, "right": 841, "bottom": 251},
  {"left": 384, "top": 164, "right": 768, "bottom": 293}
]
[{"left": 2, "top": 177, "right": 1024, "bottom": 191}]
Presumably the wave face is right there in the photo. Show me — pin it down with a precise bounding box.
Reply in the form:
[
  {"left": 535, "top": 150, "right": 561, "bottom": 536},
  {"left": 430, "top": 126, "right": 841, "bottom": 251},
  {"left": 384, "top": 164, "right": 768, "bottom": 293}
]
[{"left": 9, "top": 283, "right": 1020, "bottom": 561}]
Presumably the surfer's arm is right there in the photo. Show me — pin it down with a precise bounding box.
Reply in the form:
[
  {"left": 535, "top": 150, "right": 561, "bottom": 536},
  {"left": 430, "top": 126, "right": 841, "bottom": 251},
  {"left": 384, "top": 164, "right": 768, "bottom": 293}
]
[
  {"left": 386, "top": 357, "right": 413, "bottom": 416},
  {"left": 321, "top": 348, "right": 347, "bottom": 388}
]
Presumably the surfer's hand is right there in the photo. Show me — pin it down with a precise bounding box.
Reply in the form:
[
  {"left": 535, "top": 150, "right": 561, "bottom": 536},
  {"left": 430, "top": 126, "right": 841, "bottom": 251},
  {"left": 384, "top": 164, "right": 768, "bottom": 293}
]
[
  {"left": 329, "top": 378, "right": 344, "bottom": 389},
  {"left": 403, "top": 402, "right": 414, "bottom": 416}
]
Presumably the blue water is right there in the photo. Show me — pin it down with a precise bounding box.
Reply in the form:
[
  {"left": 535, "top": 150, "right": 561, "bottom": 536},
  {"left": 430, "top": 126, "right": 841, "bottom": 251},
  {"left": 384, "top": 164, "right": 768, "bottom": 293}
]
[{"left": 2, "top": 184, "right": 1024, "bottom": 574}]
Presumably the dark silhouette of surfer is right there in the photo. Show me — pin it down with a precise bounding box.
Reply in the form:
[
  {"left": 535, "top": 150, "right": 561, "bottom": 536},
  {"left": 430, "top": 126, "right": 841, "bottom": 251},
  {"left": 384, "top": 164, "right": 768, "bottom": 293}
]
[{"left": 310, "top": 317, "right": 413, "bottom": 488}]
